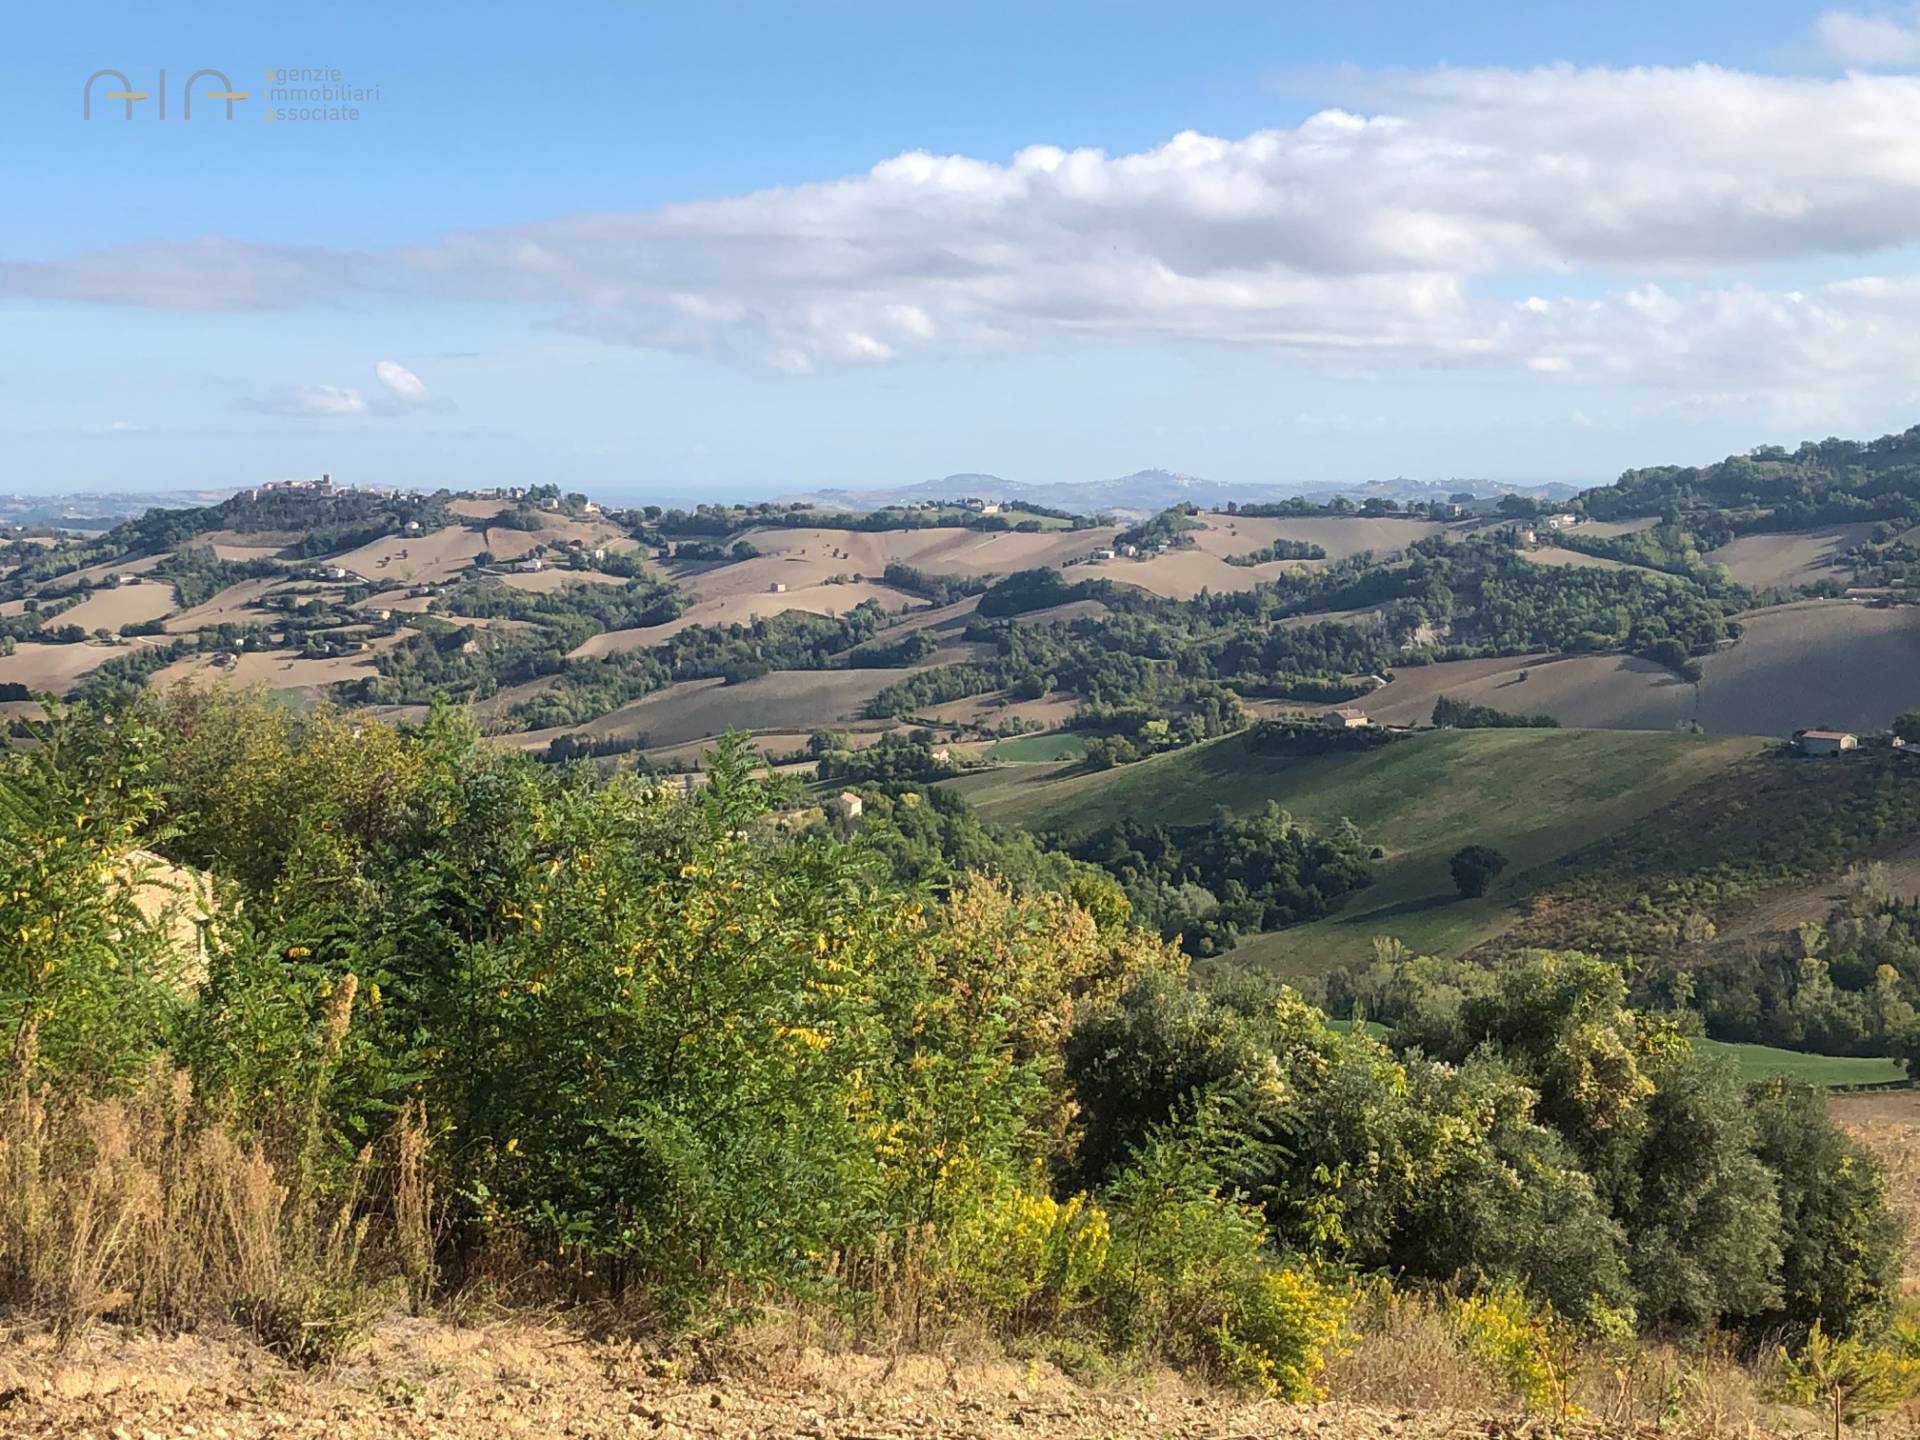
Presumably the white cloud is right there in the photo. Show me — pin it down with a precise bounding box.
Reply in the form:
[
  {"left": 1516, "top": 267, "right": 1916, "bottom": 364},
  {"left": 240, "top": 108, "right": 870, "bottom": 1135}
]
[
  {"left": 17, "top": 64, "right": 1920, "bottom": 401},
  {"left": 375, "top": 360, "right": 431, "bottom": 405},
  {"left": 1816, "top": 7, "right": 1920, "bottom": 66},
  {"left": 245, "top": 362, "right": 439, "bottom": 420},
  {"left": 243, "top": 384, "right": 370, "bottom": 418}
]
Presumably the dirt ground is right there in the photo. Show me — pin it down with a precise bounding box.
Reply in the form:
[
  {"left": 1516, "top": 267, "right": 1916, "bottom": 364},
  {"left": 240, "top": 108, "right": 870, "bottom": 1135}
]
[{"left": 0, "top": 1314, "right": 1827, "bottom": 1440}]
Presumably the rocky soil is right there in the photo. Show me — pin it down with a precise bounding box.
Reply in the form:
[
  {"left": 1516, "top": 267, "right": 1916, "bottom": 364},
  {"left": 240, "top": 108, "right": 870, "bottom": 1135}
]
[{"left": 0, "top": 1316, "right": 1692, "bottom": 1440}]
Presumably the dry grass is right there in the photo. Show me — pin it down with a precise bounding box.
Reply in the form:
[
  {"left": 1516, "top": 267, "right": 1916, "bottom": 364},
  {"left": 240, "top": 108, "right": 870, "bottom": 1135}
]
[
  {"left": 0, "top": 640, "right": 118, "bottom": 695},
  {"left": 58, "top": 584, "right": 177, "bottom": 633},
  {"left": 0, "top": 991, "right": 434, "bottom": 1368},
  {"left": 1832, "top": 1089, "right": 1920, "bottom": 1297},
  {"left": 1706, "top": 524, "right": 1880, "bottom": 590},
  {"left": 572, "top": 582, "right": 923, "bottom": 658}
]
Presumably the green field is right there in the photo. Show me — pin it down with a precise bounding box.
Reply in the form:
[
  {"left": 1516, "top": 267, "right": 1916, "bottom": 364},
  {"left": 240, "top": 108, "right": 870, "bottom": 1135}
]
[
  {"left": 981, "top": 730, "right": 1089, "bottom": 763},
  {"left": 1695, "top": 1039, "right": 1908, "bottom": 1086},
  {"left": 950, "top": 727, "right": 1765, "bottom": 977},
  {"left": 1328, "top": 1021, "right": 1905, "bottom": 1087}
]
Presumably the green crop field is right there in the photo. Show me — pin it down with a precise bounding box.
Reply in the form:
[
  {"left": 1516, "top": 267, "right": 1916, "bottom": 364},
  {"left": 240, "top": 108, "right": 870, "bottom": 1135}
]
[
  {"left": 1328, "top": 1021, "right": 1905, "bottom": 1087},
  {"left": 981, "top": 730, "right": 1089, "bottom": 763},
  {"left": 1694, "top": 1039, "right": 1908, "bottom": 1087},
  {"left": 949, "top": 727, "right": 1765, "bottom": 977}
]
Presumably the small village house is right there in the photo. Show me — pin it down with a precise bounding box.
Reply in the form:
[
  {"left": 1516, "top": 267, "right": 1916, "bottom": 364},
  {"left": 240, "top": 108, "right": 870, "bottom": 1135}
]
[
  {"left": 1795, "top": 728, "right": 1858, "bottom": 756},
  {"left": 1323, "top": 708, "right": 1373, "bottom": 730}
]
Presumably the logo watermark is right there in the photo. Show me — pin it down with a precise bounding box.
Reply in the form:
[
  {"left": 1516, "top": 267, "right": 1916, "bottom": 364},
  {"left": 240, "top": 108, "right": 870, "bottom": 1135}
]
[{"left": 82, "top": 66, "right": 382, "bottom": 123}]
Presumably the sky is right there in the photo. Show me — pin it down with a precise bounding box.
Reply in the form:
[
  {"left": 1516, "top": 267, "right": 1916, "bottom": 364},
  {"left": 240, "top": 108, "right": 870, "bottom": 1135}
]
[{"left": 9, "top": 2, "right": 1920, "bottom": 498}]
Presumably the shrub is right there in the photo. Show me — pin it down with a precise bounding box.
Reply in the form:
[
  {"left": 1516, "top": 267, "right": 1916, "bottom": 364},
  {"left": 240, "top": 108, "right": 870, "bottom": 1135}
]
[
  {"left": 950, "top": 1185, "right": 1110, "bottom": 1328},
  {"left": 1445, "top": 1286, "right": 1580, "bottom": 1416},
  {"left": 1096, "top": 1127, "right": 1353, "bottom": 1399}
]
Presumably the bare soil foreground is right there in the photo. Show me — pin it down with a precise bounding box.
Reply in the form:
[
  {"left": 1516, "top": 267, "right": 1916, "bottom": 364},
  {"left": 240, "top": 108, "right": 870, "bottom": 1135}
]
[{"left": 0, "top": 1317, "right": 1849, "bottom": 1440}]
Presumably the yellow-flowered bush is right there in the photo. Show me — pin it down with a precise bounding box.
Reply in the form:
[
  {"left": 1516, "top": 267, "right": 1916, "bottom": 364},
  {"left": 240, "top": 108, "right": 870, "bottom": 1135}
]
[
  {"left": 951, "top": 1185, "right": 1111, "bottom": 1325},
  {"left": 1445, "top": 1286, "right": 1577, "bottom": 1415}
]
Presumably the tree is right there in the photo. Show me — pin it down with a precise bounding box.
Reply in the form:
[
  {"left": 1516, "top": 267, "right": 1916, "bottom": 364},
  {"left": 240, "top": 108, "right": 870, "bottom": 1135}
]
[
  {"left": 1450, "top": 844, "right": 1508, "bottom": 899},
  {"left": 1894, "top": 710, "right": 1920, "bottom": 743}
]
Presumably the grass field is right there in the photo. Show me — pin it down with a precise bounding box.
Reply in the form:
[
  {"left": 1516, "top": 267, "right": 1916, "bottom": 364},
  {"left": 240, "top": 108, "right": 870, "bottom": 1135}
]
[
  {"left": 1694, "top": 1039, "right": 1907, "bottom": 1086},
  {"left": 950, "top": 727, "right": 1764, "bottom": 977},
  {"left": 1328, "top": 1020, "right": 1907, "bottom": 1087},
  {"left": 982, "top": 730, "right": 1089, "bottom": 762}
]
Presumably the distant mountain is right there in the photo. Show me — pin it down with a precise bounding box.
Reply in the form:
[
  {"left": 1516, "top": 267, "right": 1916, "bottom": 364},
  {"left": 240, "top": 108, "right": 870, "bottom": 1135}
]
[{"left": 790, "top": 469, "right": 1583, "bottom": 517}]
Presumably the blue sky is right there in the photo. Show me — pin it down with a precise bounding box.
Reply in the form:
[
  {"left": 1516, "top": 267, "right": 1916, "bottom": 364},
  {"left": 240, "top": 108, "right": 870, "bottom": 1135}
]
[{"left": 7, "top": 2, "right": 1920, "bottom": 498}]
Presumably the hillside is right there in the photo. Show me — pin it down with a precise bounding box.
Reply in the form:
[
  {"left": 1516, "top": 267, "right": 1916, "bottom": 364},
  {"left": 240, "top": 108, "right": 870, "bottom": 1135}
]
[
  {"left": 951, "top": 726, "right": 1764, "bottom": 973},
  {"left": 4, "top": 421, "right": 1920, "bottom": 773}
]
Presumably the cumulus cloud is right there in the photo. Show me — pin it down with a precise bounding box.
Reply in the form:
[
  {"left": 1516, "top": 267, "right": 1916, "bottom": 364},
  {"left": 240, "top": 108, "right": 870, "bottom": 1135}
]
[
  {"left": 17, "top": 64, "right": 1920, "bottom": 396},
  {"left": 1815, "top": 7, "right": 1920, "bottom": 66},
  {"left": 375, "top": 360, "right": 432, "bottom": 406},
  {"left": 245, "top": 362, "right": 438, "bottom": 419}
]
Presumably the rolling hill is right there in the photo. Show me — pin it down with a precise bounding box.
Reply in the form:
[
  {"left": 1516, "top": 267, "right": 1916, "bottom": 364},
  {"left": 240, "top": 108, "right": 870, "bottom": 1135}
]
[{"left": 949, "top": 726, "right": 1765, "bottom": 975}]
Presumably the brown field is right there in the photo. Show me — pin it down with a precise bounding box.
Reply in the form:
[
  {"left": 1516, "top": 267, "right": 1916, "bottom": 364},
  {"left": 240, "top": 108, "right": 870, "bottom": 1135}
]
[
  {"left": 482, "top": 526, "right": 543, "bottom": 562},
  {"left": 56, "top": 582, "right": 176, "bottom": 632},
  {"left": 496, "top": 567, "right": 630, "bottom": 593},
  {"left": 1689, "top": 601, "right": 1920, "bottom": 734},
  {"left": 728, "top": 525, "right": 1114, "bottom": 593},
  {"left": 639, "top": 725, "right": 902, "bottom": 769},
  {"left": 1580, "top": 517, "right": 1662, "bottom": 539},
  {"left": 0, "top": 639, "right": 118, "bottom": 693},
  {"left": 570, "top": 582, "right": 923, "bottom": 658},
  {"left": 1524, "top": 545, "right": 1645, "bottom": 573},
  {"left": 1831, "top": 1088, "right": 1920, "bottom": 1292},
  {"left": 1274, "top": 603, "right": 1391, "bottom": 631},
  {"left": 516, "top": 668, "right": 931, "bottom": 751},
  {"left": 1090, "top": 550, "right": 1275, "bottom": 599},
  {"left": 360, "top": 588, "right": 435, "bottom": 613},
  {"left": 534, "top": 514, "right": 636, "bottom": 551},
  {"left": 332, "top": 526, "right": 486, "bottom": 584},
  {"left": 1187, "top": 513, "right": 1447, "bottom": 562},
  {"left": 205, "top": 541, "right": 287, "bottom": 563},
  {"left": 919, "top": 687, "right": 1082, "bottom": 729},
  {"left": 56, "top": 552, "right": 169, "bottom": 589},
  {"left": 1706, "top": 523, "right": 1878, "bottom": 590},
  {"left": 197, "top": 528, "right": 303, "bottom": 550},
  {"left": 448, "top": 497, "right": 510, "bottom": 519},
  {"left": 163, "top": 577, "right": 286, "bottom": 632},
  {"left": 1352, "top": 600, "right": 1920, "bottom": 736},
  {"left": 149, "top": 643, "right": 392, "bottom": 695}
]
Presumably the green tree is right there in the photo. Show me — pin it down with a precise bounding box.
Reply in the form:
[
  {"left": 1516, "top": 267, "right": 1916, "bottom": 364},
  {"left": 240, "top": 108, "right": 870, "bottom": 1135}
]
[{"left": 1450, "top": 844, "right": 1509, "bottom": 898}]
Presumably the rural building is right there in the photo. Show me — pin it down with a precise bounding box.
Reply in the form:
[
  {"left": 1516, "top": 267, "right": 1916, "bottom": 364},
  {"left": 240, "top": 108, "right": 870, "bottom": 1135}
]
[
  {"left": 1118, "top": 543, "right": 1140, "bottom": 558},
  {"left": 1091, "top": 547, "right": 1117, "bottom": 561},
  {"left": 322, "top": 565, "right": 350, "bottom": 581},
  {"left": 930, "top": 746, "right": 952, "bottom": 762},
  {"left": 517, "top": 557, "right": 544, "bottom": 572},
  {"left": 1796, "top": 728, "right": 1859, "bottom": 756},
  {"left": 110, "top": 572, "right": 141, "bottom": 586},
  {"left": 405, "top": 519, "right": 423, "bottom": 533},
  {"left": 769, "top": 581, "right": 787, "bottom": 593},
  {"left": 832, "top": 791, "right": 863, "bottom": 822},
  {"left": 1323, "top": 708, "right": 1373, "bottom": 730},
  {"left": 1544, "top": 513, "right": 1580, "bottom": 530}
]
